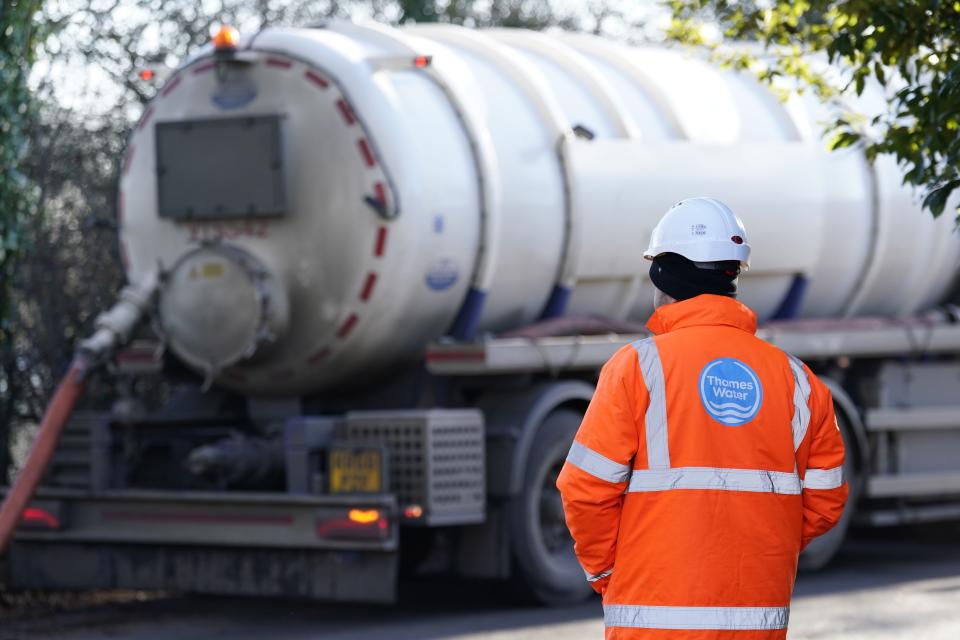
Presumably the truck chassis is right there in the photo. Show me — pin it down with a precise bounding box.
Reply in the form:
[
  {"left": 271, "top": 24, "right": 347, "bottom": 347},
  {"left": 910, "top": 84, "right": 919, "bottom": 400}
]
[{"left": 7, "top": 311, "right": 960, "bottom": 601}]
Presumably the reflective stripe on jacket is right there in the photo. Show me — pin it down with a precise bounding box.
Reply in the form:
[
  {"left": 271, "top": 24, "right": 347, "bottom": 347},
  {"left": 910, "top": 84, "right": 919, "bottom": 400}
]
[{"left": 556, "top": 294, "right": 848, "bottom": 640}]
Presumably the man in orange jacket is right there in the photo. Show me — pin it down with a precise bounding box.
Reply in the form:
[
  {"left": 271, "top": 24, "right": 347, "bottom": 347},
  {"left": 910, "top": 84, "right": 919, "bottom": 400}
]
[{"left": 557, "top": 197, "right": 848, "bottom": 639}]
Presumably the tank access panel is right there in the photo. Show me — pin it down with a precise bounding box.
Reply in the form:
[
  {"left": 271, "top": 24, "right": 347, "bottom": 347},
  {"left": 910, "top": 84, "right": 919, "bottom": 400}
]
[{"left": 155, "top": 114, "right": 287, "bottom": 220}]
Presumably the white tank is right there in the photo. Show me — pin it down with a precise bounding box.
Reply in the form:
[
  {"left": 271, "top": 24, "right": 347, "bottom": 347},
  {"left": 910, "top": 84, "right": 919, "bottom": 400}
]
[{"left": 118, "top": 22, "right": 960, "bottom": 396}]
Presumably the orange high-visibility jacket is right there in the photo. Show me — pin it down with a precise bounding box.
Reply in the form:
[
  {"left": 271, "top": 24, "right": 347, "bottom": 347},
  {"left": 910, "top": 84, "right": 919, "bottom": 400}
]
[{"left": 557, "top": 295, "right": 848, "bottom": 640}]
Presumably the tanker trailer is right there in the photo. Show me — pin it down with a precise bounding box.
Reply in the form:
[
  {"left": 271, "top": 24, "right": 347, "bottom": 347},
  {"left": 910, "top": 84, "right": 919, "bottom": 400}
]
[{"left": 5, "top": 20, "right": 960, "bottom": 604}]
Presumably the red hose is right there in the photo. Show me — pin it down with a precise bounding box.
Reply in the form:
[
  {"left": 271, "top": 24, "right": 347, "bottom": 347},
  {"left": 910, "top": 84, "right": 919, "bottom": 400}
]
[{"left": 0, "top": 361, "right": 86, "bottom": 556}]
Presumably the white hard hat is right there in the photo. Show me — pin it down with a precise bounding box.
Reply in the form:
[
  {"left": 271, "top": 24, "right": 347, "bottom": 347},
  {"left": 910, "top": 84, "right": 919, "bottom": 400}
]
[{"left": 644, "top": 197, "right": 751, "bottom": 268}]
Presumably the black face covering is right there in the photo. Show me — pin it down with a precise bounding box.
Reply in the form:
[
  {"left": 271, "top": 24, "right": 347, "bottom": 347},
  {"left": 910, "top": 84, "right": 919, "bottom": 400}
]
[{"left": 649, "top": 252, "right": 740, "bottom": 301}]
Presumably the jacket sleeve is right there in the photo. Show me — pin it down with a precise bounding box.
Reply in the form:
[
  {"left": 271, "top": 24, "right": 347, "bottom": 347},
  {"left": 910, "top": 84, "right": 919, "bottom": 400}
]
[
  {"left": 556, "top": 345, "right": 643, "bottom": 594},
  {"left": 795, "top": 362, "right": 849, "bottom": 551}
]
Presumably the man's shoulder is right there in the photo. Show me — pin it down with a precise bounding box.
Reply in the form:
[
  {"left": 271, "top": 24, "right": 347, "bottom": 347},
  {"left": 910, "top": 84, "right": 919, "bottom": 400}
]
[{"left": 603, "top": 340, "right": 647, "bottom": 376}]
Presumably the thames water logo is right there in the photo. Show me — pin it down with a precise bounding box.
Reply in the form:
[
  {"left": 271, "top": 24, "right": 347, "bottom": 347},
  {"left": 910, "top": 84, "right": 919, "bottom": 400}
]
[{"left": 699, "top": 358, "right": 763, "bottom": 426}]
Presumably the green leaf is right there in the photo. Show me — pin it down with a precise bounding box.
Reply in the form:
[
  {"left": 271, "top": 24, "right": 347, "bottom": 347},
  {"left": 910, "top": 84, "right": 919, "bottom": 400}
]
[
  {"left": 923, "top": 181, "right": 960, "bottom": 217},
  {"left": 828, "top": 130, "right": 861, "bottom": 151},
  {"left": 664, "top": 0, "right": 960, "bottom": 225},
  {"left": 874, "top": 61, "right": 886, "bottom": 86}
]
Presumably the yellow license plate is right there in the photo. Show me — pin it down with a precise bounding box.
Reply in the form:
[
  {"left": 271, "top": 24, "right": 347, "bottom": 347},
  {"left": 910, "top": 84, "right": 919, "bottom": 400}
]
[{"left": 328, "top": 448, "right": 383, "bottom": 494}]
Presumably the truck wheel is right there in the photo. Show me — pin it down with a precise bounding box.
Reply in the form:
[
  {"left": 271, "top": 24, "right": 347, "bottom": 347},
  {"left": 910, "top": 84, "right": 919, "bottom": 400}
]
[
  {"left": 798, "top": 411, "right": 860, "bottom": 570},
  {"left": 507, "top": 409, "right": 592, "bottom": 605}
]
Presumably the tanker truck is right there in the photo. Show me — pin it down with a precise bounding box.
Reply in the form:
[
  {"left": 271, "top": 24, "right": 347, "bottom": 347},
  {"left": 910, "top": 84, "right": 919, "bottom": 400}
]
[{"left": 4, "top": 21, "right": 960, "bottom": 605}]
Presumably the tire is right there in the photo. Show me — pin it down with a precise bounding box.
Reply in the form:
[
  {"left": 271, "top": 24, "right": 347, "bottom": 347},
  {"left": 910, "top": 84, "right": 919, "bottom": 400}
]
[
  {"left": 507, "top": 409, "right": 593, "bottom": 605},
  {"left": 798, "top": 410, "right": 861, "bottom": 570}
]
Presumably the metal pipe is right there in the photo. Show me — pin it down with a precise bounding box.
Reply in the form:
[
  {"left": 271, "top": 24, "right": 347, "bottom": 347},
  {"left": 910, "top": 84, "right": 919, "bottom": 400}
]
[
  {"left": 0, "top": 272, "right": 158, "bottom": 556},
  {"left": 0, "top": 360, "right": 86, "bottom": 555}
]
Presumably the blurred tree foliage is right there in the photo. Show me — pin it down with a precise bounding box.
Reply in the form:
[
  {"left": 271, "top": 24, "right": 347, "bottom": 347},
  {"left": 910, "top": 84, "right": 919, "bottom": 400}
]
[
  {"left": 667, "top": 1, "right": 960, "bottom": 222},
  {"left": 39, "top": 0, "right": 631, "bottom": 115},
  {"left": 395, "top": 0, "right": 578, "bottom": 28},
  {"left": 0, "top": 0, "right": 44, "bottom": 481}
]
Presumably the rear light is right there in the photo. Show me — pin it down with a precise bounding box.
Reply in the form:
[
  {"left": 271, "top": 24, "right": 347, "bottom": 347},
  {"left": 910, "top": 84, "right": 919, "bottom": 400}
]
[
  {"left": 348, "top": 508, "right": 380, "bottom": 524},
  {"left": 317, "top": 509, "right": 389, "bottom": 540},
  {"left": 413, "top": 55, "right": 432, "bottom": 68},
  {"left": 403, "top": 504, "right": 424, "bottom": 520},
  {"left": 21, "top": 506, "right": 61, "bottom": 530},
  {"left": 139, "top": 68, "right": 155, "bottom": 81}
]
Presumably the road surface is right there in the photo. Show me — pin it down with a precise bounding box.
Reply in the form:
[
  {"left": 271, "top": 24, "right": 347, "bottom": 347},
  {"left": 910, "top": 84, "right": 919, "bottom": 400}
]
[{"left": 2, "top": 524, "right": 959, "bottom": 639}]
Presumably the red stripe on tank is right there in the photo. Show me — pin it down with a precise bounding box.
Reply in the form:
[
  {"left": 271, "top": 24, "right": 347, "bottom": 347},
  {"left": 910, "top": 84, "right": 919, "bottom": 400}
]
[
  {"left": 374, "top": 226, "right": 388, "bottom": 257},
  {"left": 192, "top": 61, "right": 216, "bottom": 75},
  {"left": 336, "top": 99, "right": 356, "bottom": 125},
  {"left": 304, "top": 70, "right": 329, "bottom": 88},
  {"left": 266, "top": 57, "right": 292, "bottom": 69},
  {"left": 337, "top": 314, "right": 359, "bottom": 339},
  {"left": 359, "top": 273, "right": 378, "bottom": 301},
  {"left": 357, "top": 139, "right": 375, "bottom": 167},
  {"left": 137, "top": 107, "right": 154, "bottom": 130},
  {"left": 161, "top": 75, "right": 182, "bottom": 96},
  {"left": 307, "top": 348, "right": 331, "bottom": 365},
  {"left": 122, "top": 145, "right": 135, "bottom": 175}
]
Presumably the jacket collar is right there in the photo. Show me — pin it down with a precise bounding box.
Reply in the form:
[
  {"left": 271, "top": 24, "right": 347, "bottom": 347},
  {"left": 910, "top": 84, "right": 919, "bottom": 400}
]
[{"left": 646, "top": 294, "right": 758, "bottom": 336}]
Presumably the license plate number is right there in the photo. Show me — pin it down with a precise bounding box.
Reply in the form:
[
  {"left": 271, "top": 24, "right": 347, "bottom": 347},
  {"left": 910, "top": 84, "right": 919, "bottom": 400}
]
[{"left": 328, "top": 447, "right": 383, "bottom": 494}]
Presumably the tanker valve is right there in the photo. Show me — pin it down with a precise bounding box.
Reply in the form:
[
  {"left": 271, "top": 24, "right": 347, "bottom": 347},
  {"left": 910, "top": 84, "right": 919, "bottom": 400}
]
[{"left": 157, "top": 244, "right": 289, "bottom": 387}]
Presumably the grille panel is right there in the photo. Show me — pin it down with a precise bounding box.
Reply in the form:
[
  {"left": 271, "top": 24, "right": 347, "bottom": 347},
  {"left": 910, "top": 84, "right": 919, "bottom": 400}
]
[{"left": 345, "top": 410, "right": 485, "bottom": 526}]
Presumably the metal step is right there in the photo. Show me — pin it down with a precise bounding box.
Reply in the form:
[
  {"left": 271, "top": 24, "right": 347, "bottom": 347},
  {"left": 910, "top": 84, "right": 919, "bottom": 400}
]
[
  {"left": 49, "top": 451, "right": 93, "bottom": 466},
  {"left": 41, "top": 411, "right": 105, "bottom": 490},
  {"left": 57, "top": 434, "right": 92, "bottom": 447}
]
